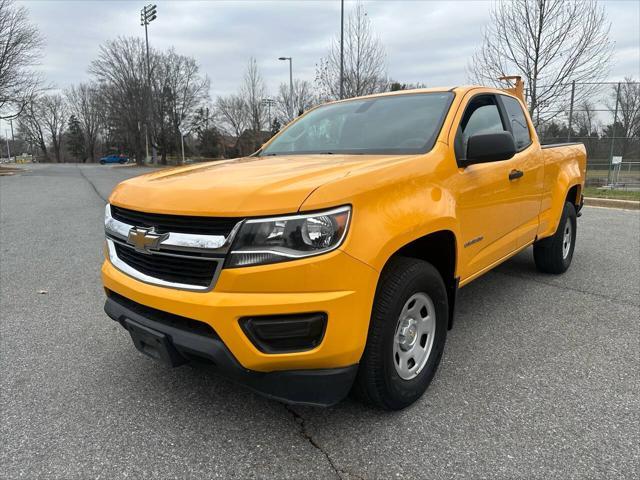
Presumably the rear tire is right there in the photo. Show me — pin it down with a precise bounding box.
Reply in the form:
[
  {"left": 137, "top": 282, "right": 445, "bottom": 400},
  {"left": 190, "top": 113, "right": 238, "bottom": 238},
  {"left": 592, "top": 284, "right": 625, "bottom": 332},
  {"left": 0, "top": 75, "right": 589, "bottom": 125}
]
[
  {"left": 354, "top": 257, "right": 448, "bottom": 410},
  {"left": 100, "top": 160, "right": 105, "bottom": 165},
  {"left": 533, "top": 201, "right": 577, "bottom": 274}
]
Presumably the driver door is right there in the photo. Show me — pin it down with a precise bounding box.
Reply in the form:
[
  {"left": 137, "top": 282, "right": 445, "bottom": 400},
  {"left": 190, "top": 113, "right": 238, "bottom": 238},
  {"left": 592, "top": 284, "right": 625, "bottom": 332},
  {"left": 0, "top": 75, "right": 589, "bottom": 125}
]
[{"left": 452, "top": 94, "right": 521, "bottom": 282}]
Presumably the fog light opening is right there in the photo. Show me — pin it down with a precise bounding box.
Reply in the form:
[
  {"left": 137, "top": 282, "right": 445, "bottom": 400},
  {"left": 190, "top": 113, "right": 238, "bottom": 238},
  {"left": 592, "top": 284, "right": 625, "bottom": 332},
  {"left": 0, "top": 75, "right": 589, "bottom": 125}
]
[{"left": 240, "top": 313, "right": 327, "bottom": 353}]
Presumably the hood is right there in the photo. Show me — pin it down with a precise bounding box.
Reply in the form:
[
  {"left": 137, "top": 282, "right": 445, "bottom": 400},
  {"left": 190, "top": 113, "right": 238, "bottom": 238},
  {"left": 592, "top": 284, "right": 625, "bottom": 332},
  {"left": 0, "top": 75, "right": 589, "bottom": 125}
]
[{"left": 109, "top": 154, "right": 399, "bottom": 216}]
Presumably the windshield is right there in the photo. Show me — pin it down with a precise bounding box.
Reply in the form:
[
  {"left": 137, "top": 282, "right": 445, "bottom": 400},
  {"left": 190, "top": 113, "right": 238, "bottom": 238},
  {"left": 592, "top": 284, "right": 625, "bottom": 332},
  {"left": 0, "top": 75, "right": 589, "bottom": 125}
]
[{"left": 261, "top": 92, "right": 454, "bottom": 156}]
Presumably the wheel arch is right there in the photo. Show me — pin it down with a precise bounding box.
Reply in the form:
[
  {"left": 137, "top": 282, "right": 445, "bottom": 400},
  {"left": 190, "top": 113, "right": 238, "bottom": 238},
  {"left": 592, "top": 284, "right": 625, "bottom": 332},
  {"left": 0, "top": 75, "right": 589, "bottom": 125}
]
[
  {"left": 566, "top": 183, "right": 582, "bottom": 207},
  {"left": 380, "top": 229, "right": 459, "bottom": 330},
  {"left": 545, "top": 180, "right": 583, "bottom": 236}
]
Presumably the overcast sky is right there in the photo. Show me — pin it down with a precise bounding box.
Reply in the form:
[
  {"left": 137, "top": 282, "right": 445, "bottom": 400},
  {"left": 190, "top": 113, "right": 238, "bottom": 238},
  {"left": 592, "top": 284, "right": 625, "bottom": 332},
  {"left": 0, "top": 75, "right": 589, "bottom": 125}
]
[{"left": 15, "top": 0, "right": 640, "bottom": 97}]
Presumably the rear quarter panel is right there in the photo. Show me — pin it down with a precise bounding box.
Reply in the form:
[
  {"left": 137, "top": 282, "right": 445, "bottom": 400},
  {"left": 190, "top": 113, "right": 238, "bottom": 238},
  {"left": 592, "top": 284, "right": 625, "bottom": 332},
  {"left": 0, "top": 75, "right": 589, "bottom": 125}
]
[{"left": 537, "top": 143, "right": 587, "bottom": 239}]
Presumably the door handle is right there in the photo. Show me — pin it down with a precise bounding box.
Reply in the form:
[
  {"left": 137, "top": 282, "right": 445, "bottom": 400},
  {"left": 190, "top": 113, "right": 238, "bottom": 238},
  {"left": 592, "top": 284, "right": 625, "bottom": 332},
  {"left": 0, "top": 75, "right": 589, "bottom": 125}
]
[{"left": 509, "top": 169, "right": 524, "bottom": 181}]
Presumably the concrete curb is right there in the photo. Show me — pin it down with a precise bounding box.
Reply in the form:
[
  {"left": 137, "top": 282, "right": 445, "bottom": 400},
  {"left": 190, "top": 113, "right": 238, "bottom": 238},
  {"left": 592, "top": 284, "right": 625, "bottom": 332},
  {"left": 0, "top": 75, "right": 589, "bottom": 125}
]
[
  {"left": 584, "top": 197, "right": 640, "bottom": 210},
  {"left": 0, "top": 167, "right": 22, "bottom": 176}
]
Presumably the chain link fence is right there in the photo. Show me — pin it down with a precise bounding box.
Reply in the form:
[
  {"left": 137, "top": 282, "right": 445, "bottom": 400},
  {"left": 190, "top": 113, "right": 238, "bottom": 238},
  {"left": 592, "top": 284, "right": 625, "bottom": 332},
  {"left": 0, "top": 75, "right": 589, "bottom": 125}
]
[{"left": 535, "top": 80, "right": 640, "bottom": 191}]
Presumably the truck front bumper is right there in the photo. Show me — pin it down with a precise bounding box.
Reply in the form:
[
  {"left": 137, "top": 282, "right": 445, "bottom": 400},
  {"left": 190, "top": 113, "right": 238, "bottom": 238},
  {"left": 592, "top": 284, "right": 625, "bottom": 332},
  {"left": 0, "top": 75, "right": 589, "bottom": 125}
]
[
  {"left": 101, "top": 248, "right": 378, "bottom": 406},
  {"left": 104, "top": 292, "right": 358, "bottom": 406}
]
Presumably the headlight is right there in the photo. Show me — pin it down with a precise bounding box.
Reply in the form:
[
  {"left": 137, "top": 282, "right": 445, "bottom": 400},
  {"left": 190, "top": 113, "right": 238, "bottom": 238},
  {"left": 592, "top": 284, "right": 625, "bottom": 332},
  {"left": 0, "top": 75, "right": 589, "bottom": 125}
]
[{"left": 226, "top": 206, "right": 351, "bottom": 267}]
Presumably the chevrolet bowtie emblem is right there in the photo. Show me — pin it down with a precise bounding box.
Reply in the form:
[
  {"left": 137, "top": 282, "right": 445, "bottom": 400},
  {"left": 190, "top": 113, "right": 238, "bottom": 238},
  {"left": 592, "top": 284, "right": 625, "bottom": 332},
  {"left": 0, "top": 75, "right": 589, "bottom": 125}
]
[{"left": 126, "top": 227, "right": 169, "bottom": 254}]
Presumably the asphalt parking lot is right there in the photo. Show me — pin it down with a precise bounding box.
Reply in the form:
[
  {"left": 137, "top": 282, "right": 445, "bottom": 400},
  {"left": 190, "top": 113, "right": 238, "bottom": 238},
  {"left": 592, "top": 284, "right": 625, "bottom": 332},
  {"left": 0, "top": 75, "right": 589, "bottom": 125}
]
[{"left": 1, "top": 163, "right": 638, "bottom": 479}]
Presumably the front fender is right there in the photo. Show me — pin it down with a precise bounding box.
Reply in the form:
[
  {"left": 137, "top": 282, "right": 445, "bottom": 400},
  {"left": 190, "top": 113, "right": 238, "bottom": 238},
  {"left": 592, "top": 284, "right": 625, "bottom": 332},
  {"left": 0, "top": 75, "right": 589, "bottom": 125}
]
[{"left": 300, "top": 148, "right": 461, "bottom": 274}]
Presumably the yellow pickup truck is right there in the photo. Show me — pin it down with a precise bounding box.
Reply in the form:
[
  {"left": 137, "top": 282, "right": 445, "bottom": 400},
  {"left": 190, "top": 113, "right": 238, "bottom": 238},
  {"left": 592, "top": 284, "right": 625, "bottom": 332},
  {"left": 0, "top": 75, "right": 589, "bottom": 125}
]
[{"left": 102, "top": 83, "right": 586, "bottom": 410}]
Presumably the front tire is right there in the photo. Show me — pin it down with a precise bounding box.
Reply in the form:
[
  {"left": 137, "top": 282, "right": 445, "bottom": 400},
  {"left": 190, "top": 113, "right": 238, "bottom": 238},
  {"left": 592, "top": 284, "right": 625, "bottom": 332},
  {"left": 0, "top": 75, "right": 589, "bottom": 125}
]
[
  {"left": 354, "top": 257, "right": 448, "bottom": 410},
  {"left": 533, "top": 201, "right": 577, "bottom": 274}
]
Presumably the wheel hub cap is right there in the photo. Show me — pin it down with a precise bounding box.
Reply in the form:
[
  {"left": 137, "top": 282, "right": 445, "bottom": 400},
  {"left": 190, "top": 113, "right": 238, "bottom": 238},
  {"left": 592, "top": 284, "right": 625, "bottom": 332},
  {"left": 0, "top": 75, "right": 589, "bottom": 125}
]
[
  {"left": 398, "top": 319, "right": 418, "bottom": 351},
  {"left": 393, "top": 292, "right": 437, "bottom": 380},
  {"left": 562, "top": 218, "right": 573, "bottom": 259}
]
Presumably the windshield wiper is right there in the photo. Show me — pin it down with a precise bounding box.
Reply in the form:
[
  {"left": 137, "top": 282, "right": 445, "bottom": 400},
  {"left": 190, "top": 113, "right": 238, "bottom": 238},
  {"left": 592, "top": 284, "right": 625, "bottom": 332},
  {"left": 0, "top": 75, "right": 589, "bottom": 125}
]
[{"left": 260, "top": 151, "right": 337, "bottom": 156}]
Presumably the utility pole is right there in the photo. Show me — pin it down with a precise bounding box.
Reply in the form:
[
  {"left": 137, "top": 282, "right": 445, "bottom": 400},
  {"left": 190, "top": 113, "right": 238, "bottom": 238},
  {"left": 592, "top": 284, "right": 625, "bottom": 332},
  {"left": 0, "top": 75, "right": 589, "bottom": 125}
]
[
  {"left": 289, "top": 59, "right": 293, "bottom": 118},
  {"left": 567, "top": 80, "right": 575, "bottom": 142},
  {"left": 140, "top": 4, "right": 157, "bottom": 164},
  {"left": 607, "top": 82, "right": 621, "bottom": 186},
  {"left": 340, "top": 0, "right": 344, "bottom": 99},
  {"left": 180, "top": 130, "right": 185, "bottom": 165}
]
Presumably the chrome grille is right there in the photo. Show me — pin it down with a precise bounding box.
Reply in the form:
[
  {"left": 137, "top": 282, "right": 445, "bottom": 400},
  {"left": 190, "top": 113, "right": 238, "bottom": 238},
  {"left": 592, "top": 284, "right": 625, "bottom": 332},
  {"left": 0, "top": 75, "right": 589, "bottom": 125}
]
[
  {"left": 105, "top": 204, "right": 242, "bottom": 291},
  {"left": 110, "top": 205, "right": 241, "bottom": 236},
  {"left": 113, "top": 242, "right": 219, "bottom": 288}
]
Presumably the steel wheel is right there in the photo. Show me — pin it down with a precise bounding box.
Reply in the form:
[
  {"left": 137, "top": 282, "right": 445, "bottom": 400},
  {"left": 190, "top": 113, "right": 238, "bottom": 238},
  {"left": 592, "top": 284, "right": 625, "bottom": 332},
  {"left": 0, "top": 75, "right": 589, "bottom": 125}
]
[
  {"left": 354, "top": 257, "right": 448, "bottom": 410},
  {"left": 534, "top": 202, "right": 577, "bottom": 274},
  {"left": 393, "top": 292, "right": 436, "bottom": 380},
  {"left": 562, "top": 218, "right": 573, "bottom": 259}
]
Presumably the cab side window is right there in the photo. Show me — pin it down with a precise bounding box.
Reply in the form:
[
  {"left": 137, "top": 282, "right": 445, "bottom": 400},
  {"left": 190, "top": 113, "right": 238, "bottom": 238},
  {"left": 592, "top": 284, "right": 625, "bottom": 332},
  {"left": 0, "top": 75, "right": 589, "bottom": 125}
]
[
  {"left": 455, "top": 95, "right": 506, "bottom": 161},
  {"left": 500, "top": 95, "right": 532, "bottom": 151}
]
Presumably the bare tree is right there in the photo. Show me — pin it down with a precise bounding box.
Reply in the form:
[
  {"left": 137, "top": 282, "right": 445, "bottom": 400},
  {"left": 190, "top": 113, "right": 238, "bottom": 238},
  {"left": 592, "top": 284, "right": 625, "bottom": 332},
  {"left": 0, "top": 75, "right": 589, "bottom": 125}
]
[
  {"left": 91, "top": 38, "right": 211, "bottom": 164},
  {"left": 315, "top": 2, "right": 387, "bottom": 101},
  {"left": 611, "top": 78, "right": 640, "bottom": 137},
  {"left": 17, "top": 98, "right": 47, "bottom": 159},
  {"left": 468, "top": 0, "right": 612, "bottom": 127},
  {"left": 0, "top": 0, "right": 43, "bottom": 119},
  {"left": 39, "top": 94, "right": 67, "bottom": 162},
  {"left": 18, "top": 93, "right": 67, "bottom": 162},
  {"left": 608, "top": 78, "right": 640, "bottom": 158},
  {"left": 66, "top": 82, "right": 104, "bottom": 162},
  {"left": 191, "top": 105, "right": 225, "bottom": 158},
  {"left": 89, "top": 36, "right": 149, "bottom": 164},
  {"left": 573, "top": 100, "right": 600, "bottom": 137},
  {"left": 388, "top": 81, "right": 427, "bottom": 92},
  {"left": 167, "top": 51, "right": 210, "bottom": 144},
  {"left": 216, "top": 94, "right": 248, "bottom": 139},
  {"left": 152, "top": 48, "right": 210, "bottom": 164},
  {"left": 276, "top": 79, "right": 316, "bottom": 124},
  {"left": 240, "top": 57, "right": 266, "bottom": 132},
  {"left": 572, "top": 100, "right": 600, "bottom": 158}
]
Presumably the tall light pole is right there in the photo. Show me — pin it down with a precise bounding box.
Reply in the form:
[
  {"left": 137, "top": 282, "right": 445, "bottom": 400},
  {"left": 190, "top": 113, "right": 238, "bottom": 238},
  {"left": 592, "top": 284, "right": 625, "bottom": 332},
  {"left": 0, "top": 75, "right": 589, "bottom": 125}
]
[
  {"left": 261, "top": 98, "right": 276, "bottom": 131},
  {"left": 140, "top": 4, "right": 157, "bottom": 163},
  {"left": 179, "top": 125, "right": 187, "bottom": 165},
  {"left": 278, "top": 57, "right": 293, "bottom": 120},
  {"left": 340, "top": 0, "right": 344, "bottom": 99},
  {"left": 5, "top": 129, "right": 11, "bottom": 161}
]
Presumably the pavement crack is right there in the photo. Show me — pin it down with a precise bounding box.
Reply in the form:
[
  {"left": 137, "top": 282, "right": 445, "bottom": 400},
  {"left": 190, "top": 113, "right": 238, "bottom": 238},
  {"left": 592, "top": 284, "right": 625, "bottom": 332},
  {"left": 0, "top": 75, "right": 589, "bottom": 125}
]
[
  {"left": 76, "top": 165, "right": 107, "bottom": 203},
  {"left": 284, "top": 404, "right": 364, "bottom": 480}
]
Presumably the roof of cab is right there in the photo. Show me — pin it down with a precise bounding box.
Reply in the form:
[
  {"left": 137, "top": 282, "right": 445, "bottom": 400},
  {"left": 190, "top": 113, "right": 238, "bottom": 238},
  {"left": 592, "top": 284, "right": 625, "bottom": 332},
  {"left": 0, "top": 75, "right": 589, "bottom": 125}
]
[{"left": 323, "top": 85, "right": 516, "bottom": 104}]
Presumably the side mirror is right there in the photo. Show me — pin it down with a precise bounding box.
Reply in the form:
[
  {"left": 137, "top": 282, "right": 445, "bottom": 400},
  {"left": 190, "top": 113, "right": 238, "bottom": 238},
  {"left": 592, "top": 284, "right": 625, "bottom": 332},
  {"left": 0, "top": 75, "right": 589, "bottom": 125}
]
[{"left": 462, "top": 132, "right": 516, "bottom": 167}]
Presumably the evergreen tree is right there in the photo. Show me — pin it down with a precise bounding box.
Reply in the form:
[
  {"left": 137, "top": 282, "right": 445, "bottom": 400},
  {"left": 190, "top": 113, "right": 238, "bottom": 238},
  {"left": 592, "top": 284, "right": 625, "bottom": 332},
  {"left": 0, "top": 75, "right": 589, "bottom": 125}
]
[
  {"left": 270, "top": 117, "right": 282, "bottom": 137},
  {"left": 67, "top": 114, "right": 86, "bottom": 161}
]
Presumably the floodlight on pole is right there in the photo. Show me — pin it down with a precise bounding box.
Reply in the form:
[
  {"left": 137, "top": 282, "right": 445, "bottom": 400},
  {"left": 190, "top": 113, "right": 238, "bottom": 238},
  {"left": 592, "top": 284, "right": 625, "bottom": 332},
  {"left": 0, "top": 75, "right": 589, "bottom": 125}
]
[
  {"left": 140, "top": 4, "right": 157, "bottom": 164},
  {"left": 261, "top": 98, "right": 276, "bottom": 130},
  {"left": 141, "top": 4, "right": 157, "bottom": 26},
  {"left": 278, "top": 57, "right": 294, "bottom": 121}
]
